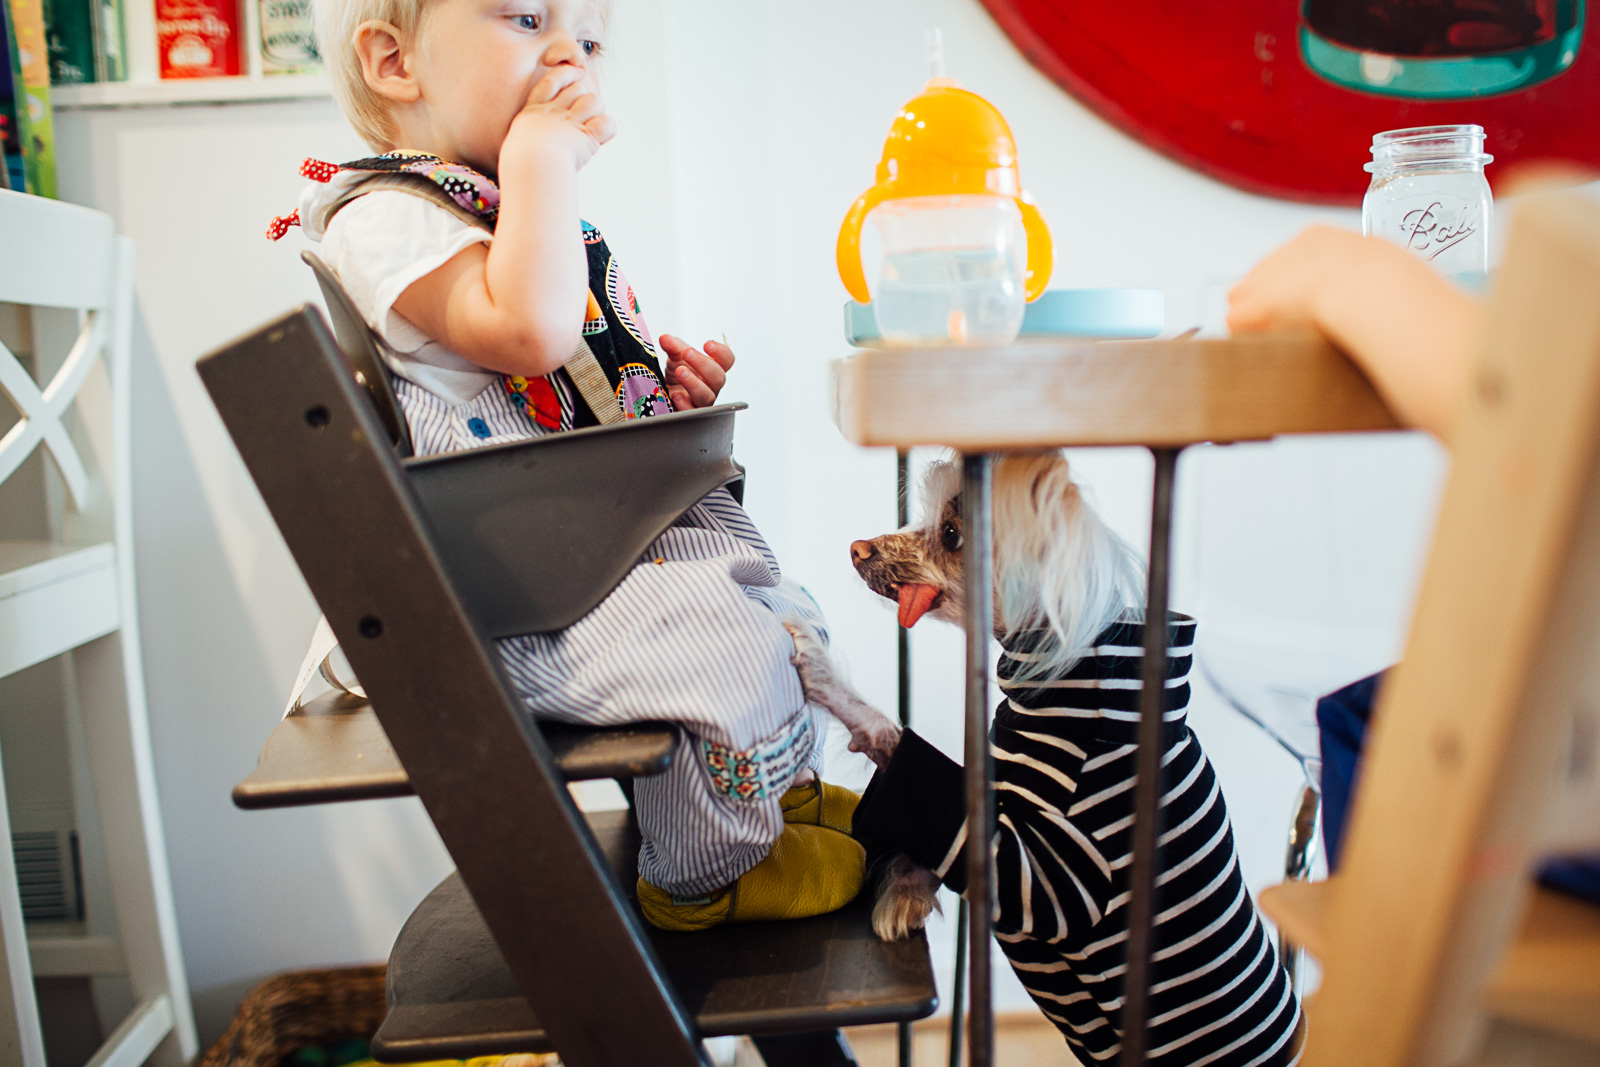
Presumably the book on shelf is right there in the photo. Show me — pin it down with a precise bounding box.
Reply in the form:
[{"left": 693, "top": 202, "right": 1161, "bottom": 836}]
[
  {"left": 155, "top": 0, "right": 239, "bottom": 78},
  {"left": 43, "top": 0, "right": 124, "bottom": 84},
  {"left": 1, "top": 0, "right": 22, "bottom": 191},
  {"left": 3, "top": 0, "right": 56, "bottom": 197},
  {"left": 260, "top": 0, "right": 319, "bottom": 74}
]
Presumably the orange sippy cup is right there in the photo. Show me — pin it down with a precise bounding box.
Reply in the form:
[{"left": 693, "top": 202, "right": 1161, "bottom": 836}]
[{"left": 837, "top": 62, "right": 1052, "bottom": 346}]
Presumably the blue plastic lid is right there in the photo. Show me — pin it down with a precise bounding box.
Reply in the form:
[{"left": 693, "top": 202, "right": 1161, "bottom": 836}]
[{"left": 844, "top": 288, "right": 1165, "bottom": 346}]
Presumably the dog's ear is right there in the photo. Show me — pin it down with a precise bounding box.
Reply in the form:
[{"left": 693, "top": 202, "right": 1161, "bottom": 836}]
[
  {"left": 1030, "top": 464, "right": 1053, "bottom": 509},
  {"left": 999, "top": 452, "right": 1071, "bottom": 518},
  {"left": 917, "top": 460, "right": 963, "bottom": 529}
]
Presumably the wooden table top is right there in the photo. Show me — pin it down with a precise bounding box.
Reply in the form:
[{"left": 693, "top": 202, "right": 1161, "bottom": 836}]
[{"left": 829, "top": 333, "right": 1403, "bottom": 450}]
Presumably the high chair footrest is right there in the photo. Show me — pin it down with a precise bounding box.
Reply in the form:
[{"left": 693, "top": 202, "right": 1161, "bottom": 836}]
[
  {"left": 232, "top": 692, "right": 678, "bottom": 808},
  {"left": 370, "top": 810, "right": 939, "bottom": 1060}
]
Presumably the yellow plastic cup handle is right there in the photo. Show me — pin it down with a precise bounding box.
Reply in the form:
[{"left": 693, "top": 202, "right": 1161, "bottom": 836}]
[
  {"left": 836, "top": 185, "right": 887, "bottom": 305},
  {"left": 1019, "top": 194, "right": 1053, "bottom": 303}
]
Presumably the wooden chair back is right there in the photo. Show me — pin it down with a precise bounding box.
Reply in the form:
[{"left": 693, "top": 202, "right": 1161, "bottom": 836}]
[{"left": 1263, "top": 191, "right": 1600, "bottom": 1065}]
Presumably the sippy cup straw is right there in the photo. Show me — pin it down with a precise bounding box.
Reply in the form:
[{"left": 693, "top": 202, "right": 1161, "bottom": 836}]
[{"left": 926, "top": 27, "right": 945, "bottom": 81}]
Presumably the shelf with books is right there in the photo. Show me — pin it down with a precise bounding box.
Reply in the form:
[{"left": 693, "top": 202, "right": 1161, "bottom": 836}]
[
  {"left": 52, "top": 71, "right": 326, "bottom": 108},
  {"left": 47, "top": 0, "right": 327, "bottom": 111}
]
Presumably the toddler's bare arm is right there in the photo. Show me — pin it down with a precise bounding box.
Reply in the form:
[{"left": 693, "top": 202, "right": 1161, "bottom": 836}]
[
  {"left": 1227, "top": 226, "right": 1479, "bottom": 443},
  {"left": 393, "top": 64, "right": 615, "bottom": 378}
]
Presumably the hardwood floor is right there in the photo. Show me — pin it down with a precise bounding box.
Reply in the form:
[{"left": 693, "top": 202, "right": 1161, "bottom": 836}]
[{"left": 843, "top": 1013, "right": 1081, "bottom": 1067}]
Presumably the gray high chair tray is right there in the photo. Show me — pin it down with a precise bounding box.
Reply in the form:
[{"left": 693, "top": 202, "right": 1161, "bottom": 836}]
[{"left": 405, "top": 402, "right": 744, "bottom": 637}]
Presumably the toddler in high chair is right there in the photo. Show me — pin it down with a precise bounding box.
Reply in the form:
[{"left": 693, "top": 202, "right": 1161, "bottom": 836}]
[{"left": 271, "top": 0, "right": 864, "bottom": 931}]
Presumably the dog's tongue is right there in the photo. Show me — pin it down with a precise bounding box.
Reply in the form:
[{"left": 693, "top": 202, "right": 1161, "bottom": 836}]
[{"left": 897, "top": 583, "right": 940, "bottom": 629}]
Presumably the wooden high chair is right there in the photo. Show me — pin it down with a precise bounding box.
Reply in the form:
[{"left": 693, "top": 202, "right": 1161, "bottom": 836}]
[
  {"left": 1257, "top": 192, "right": 1600, "bottom": 1065},
  {"left": 198, "top": 288, "right": 939, "bottom": 1065}
]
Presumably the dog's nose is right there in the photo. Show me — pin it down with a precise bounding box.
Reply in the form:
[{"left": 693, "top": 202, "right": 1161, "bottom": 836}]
[{"left": 850, "top": 540, "right": 877, "bottom": 563}]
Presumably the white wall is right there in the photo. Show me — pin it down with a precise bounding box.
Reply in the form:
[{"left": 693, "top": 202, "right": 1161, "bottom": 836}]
[{"left": 51, "top": 0, "right": 1451, "bottom": 1043}]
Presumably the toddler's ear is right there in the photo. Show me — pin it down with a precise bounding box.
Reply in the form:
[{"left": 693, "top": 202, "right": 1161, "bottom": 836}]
[{"left": 353, "top": 20, "right": 420, "bottom": 103}]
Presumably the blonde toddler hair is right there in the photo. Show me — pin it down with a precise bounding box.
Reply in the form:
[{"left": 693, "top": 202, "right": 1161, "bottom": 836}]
[{"left": 315, "top": 0, "right": 429, "bottom": 150}]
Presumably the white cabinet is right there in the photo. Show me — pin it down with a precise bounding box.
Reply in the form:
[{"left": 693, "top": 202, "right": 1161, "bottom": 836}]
[{"left": 0, "top": 189, "right": 196, "bottom": 1066}]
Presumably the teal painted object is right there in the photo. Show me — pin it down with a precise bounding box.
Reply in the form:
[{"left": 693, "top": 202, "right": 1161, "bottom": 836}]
[
  {"left": 844, "top": 288, "right": 1164, "bottom": 346},
  {"left": 1299, "top": 15, "right": 1584, "bottom": 99}
]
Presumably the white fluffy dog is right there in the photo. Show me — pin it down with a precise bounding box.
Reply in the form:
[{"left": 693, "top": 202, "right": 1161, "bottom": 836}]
[
  {"left": 786, "top": 451, "right": 1143, "bottom": 940},
  {"left": 787, "top": 452, "right": 1304, "bottom": 1064}
]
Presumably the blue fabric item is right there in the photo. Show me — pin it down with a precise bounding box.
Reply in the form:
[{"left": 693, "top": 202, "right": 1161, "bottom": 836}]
[
  {"left": 1540, "top": 856, "right": 1600, "bottom": 901},
  {"left": 466, "top": 416, "right": 491, "bottom": 438},
  {"left": 1317, "top": 669, "right": 1600, "bottom": 905},
  {"left": 1315, "top": 672, "right": 1383, "bottom": 871}
]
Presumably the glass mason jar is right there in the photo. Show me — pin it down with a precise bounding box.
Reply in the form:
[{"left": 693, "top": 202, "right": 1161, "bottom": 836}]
[{"left": 1363, "top": 125, "right": 1493, "bottom": 290}]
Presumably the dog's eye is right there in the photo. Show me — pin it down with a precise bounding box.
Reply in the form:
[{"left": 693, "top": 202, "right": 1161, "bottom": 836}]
[{"left": 940, "top": 521, "right": 963, "bottom": 553}]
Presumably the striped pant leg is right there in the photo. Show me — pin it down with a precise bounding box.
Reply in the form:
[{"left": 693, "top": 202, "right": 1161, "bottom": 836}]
[{"left": 632, "top": 706, "right": 818, "bottom": 896}]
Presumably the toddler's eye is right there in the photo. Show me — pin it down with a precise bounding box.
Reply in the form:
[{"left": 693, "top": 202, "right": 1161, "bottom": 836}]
[
  {"left": 940, "top": 521, "right": 963, "bottom": 553},
  {"left": 580, "top": 39, "right": 601, "bottom": 56},
  {"left": 511, "top": 13, "right": 540, "bottom": 30}
]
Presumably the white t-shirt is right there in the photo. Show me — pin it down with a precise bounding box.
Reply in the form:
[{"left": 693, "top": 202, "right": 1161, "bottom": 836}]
[{"left": 302, "top": 180, "right": 496, "bottom": 406}]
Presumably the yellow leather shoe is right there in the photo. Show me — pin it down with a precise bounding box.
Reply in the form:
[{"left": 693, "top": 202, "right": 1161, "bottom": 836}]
[
  {"left": 780, "top": 780, "right": 861, "bottom": 834},
  {"left": 637, "top": 822, "right": 865, "bottom": 932},
  {"left": 635, "top": 879, "right": 733, "bottom": 932}
]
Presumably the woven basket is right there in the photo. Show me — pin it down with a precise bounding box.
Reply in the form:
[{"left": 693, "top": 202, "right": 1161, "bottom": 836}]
[{"left": 199, "top": 964, "right": 389, "bottom": 1067}]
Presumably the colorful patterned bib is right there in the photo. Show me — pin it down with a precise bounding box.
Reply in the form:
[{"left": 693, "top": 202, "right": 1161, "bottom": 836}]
[{"left": 269, "top": 152, "right": 673, "bottom": 431}]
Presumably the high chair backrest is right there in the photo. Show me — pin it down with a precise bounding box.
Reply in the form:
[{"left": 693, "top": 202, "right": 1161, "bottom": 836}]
[
  {"left": 301, "top": 251, "right": 415, "bottom": 457},
  {"left": 1269, "top": 191, "right": 1600, "bottom": 1066}
]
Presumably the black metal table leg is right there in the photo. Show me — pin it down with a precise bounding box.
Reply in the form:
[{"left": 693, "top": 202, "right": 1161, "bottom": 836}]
[
  {"left": 960, "top": 454, "right": 996, "bottom": 1067},
  {"left": 948, "top": 898, "right": 967, "bottom": 1067},
  {"left": 897, "top": 450, "right": 914, "bottom": 1067},
  {"left": 1121, "top": 447, "right": 1182, "bottom": 1067}
]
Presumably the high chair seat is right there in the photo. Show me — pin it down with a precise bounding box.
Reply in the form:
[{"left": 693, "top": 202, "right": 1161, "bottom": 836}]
[
  {"left": 372, "top": 809, "right": 938, "bottom": 1061},
  {"left": 232, "top": 692, "right": 679, "bottom": 808}
]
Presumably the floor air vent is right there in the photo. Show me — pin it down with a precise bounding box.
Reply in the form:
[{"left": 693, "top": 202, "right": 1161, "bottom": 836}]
[{"left": 12, "top": 831, "right": 82, "bottom": 924}]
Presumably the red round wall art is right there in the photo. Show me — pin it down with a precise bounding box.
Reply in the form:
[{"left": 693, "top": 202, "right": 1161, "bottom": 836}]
[{"left": 979, "top": 0, "right": 1599, "bottom": 204}]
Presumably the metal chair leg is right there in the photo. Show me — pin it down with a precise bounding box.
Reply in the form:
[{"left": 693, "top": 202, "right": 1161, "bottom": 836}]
[
  {"left": 1122, "top": 447, "right": 1182, "bottom": 1067},
  {"left": 960, "top": 455, "right": 996, "bottom": 1067},
  {"left": 897, "top": 449, "right": 914, "bottom": 1067},
  {"left": 1279, "top": 782, "right": 1321, "bottom": 992},
  {"left": 948, "top": 897, "right": 967, "bottom": 1067}
]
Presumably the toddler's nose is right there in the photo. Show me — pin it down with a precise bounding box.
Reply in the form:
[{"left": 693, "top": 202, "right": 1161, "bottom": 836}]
[{"left": 850, "top": 540, "right": 877, "bottom": 563}]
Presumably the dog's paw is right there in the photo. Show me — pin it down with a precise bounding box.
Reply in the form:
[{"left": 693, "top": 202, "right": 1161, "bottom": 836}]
[
  {"left": 872, "top": 854, "right": 942, "bottom": 941},
  {"left": 783, "top": 618, "right": 837, "bottom": 689},
  {"left": 847, "top": 719, "right": 902, "bottom": 771},
  {"left": 783, "top": 617, "right": 827, "bottom": 665},
  {"left": 784, "top": 617, "right": 900, "bottom": 768}
]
